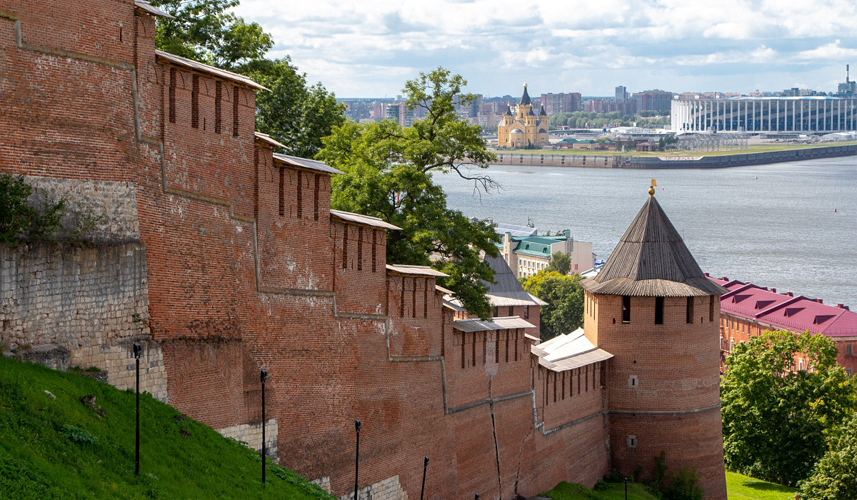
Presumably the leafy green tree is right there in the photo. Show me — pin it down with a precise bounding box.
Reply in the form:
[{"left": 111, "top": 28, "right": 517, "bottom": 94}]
[
  {"left": 798, "top": 412, "right": 857, "bottom": 500},
  {"left": 547, "top": 251, "right": 571, "bottom": 275},
  {"left": 519, "top": 270, "right": 584, "bottom": 341},
  {"left": 242, "top": 58, "right": 346, "bottom": 158},
  {"left": 150, "top": 0, "right": 273, "bottom": 70},
  {"left": 721, "top": 330, "right": 857, "bottom": 486},
  {"left": 0, "top": 173, "right": 68, "bottom": 243},
  {"left": 318, "top": 68, "right": 499, "bottom": 318}
]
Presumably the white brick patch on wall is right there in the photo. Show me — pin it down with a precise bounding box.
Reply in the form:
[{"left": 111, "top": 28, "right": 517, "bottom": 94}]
[
  {"left": 217, "top": 419, "right": 278, "bottom": 459},
  {"left": 339, "top": 475, "right": 408, "bottom": 500}
]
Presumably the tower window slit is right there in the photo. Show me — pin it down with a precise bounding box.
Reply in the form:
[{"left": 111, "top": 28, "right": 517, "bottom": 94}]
[
  {"left": 655, "top": 297, "right": 664, "bottom": 324},
  {"left": 687, "top": 297, "right": 694, "bottom": 324}
]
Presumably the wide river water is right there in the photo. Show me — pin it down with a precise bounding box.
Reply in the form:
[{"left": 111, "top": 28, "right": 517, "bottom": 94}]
[{"left": 433, "top": 157, "right": 857, "bottom": 308}]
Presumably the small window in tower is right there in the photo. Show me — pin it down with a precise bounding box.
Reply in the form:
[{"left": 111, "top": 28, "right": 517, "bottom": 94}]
[
  {"left": 622, "top": 296, "right": 631, "bottom": 323},
  {"left": 686, "top": 297, "right": 694, "bottom": 324},
  {"left": 846, "top": 344, "right": 853, "bottom": 356},
  {"left": 655, "top": 297, "right": 664, "bottom": 325},
  {"left": 628, "top": 375, "right": 638, "bottom": 388},
  {"left": 493, "top": 307, "right": 499, "bottom": 317},
  {"left": 627, "top": 435, "right": 637, "bottom": 448},
  {"left": 524, "top": 305, "right": 529, "bottom": 320},
  {"left": 508, "top": 306, "right": 514, "bottom": 317}
]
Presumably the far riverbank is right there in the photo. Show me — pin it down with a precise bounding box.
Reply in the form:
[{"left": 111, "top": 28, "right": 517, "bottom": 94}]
[{"left": 493, "top": 143, "right": 857, "bottom": 169}]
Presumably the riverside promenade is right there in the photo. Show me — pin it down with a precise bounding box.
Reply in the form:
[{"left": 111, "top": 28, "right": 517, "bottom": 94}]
[{"left": 493, "top": 143, "right": 857, "bottom": 169}]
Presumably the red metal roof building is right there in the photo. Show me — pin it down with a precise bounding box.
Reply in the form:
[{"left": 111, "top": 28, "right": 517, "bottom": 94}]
[{"left": 708, "top": 275, "right": 857, "bottom": 375}]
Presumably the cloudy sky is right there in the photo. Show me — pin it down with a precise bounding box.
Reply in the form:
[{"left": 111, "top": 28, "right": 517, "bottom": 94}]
[{"left": 234, "top": 0, "right": 857, "bottom": 98}]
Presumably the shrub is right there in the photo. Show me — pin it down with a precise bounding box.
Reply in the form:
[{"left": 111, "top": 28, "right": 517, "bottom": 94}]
[{"left": 0, "top": 173, "right": 66, "bottom": 243}]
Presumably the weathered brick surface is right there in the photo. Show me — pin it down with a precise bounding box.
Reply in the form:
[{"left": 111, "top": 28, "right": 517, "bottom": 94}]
[{"left": 0, "top": 3, "right": 724, "bottom": 498}]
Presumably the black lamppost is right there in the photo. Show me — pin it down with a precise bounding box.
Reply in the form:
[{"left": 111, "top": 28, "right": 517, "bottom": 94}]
[
  {"left": 133, "top": 343, "right": 142, "bottom": 476},
  {"left": 624, "top": 476, "right": 629, "bottom": 500},
  {"left": 420, "top": 456, "right": 429, "bottom": 500},
  {"left": 260, "top": 369, "right": 268, "bottom": 486},
  {"left": 354, "top": 420, "right": 361, "bottom": 500}
]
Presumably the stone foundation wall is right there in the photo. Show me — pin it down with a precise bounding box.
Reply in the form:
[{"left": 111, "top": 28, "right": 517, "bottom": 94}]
[{"left": 0, "top": 241, "right": 166, "bottom": 401}]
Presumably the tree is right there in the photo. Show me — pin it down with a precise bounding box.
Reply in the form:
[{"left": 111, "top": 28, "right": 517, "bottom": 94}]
[
  {"left": 798, "top": 412, "right": 857, "bottom": 500},
  {"left": 242, "top": 58, "right": 346, "bottom": 158},
  {"left": 519, "top": 270, "right": 584, "bottom": 341},
  {"left": 150, "top": 0, "right": 273, "bottom": 70},
  {"left": 721, "top": 330, "right": 857, "bottom": 486},
  {"left": 547, "top": 251, "right": 571, "bottom": 275},
  {"left": 0, "top": 173, "right": 66, "bottom": 243},
  {"left": 317, "top": 68, "right": 499, "bottom": 318}
]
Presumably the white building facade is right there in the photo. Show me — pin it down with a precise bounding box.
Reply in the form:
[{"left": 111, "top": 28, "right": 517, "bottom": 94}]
[{"left": 671, "top": 96, "right": 857, "bottom": 133}]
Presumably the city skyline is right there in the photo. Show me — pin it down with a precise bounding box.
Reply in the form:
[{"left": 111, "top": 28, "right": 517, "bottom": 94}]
[{"left": 234, "top": 0, "right": 857, "bottom": 98}]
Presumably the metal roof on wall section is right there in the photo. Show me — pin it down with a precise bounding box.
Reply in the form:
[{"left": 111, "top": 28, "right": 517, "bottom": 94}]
[
  {"left": 134, "top": 1, "right": 172, "bottom": 18},
  {"left": 273, "top": 153, "right": 343, "bottom": 175},
  {"left": 155, "top": 50, "right": 267, "bottom": 91},
  {"left": 386, "top": 265, "right": 449, "bottom": 278},
  {"left": 531, "top": 328, "right": 614, "bottom": 372},
  {"left": 453, "top": 317, "right": 535, "bottom": 333},
  {"left": 330, "top": 210, "right": 400, "bottom": 231},
  {"left": 582, "top": 194, "right": 726, "bottom": 297},
  {"left": 254, "top": 132, "right": 286, "bottom": 150}
]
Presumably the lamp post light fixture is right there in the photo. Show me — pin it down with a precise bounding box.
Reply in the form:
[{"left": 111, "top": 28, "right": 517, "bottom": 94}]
[
  {"left": 354, "top": 420, "right": 361, "bottom": 500},
  {"left": 260, "top": 369, "right": 268, "bottom": 486},
  {"left": 133, "top": 342, "right": 142, "bottom": 476},
  {"left": 420, "top": 456, "right": 429, "bottom": 500},
  {"left": 624, "top": 476, "right": 629, "bottom": 500}
]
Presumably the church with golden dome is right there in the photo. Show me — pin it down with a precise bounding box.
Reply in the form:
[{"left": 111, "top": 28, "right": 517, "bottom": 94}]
[{"left": 497, "top": 83, "right": 549, "bottom": 149}]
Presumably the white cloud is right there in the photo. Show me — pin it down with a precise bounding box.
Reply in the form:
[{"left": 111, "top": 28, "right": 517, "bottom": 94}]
[{"left": 233, "top": 0, "right": 857, "bottom": 96}]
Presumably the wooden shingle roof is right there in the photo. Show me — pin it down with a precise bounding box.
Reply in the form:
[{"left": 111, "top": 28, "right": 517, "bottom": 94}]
[{"left": 582, "top": 195, "right": 726, "bottom": 297}]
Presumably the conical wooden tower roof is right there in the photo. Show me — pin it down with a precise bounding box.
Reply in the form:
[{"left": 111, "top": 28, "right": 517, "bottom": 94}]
[{"left": 582, "top": 194, "right": 726, "bottom": 297}]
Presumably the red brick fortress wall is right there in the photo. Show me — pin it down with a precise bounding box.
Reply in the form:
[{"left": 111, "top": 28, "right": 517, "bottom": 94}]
[{"left": 0, "top": 2, "right": 614, "bottom": 498}]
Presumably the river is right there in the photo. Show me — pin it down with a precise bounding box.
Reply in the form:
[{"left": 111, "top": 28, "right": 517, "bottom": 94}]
[{"left": 433, "top": 157, "right": 857, "bottom": 308}]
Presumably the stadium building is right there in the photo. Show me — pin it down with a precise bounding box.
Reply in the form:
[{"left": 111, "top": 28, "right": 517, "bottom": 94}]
[{"left": 671, "top": 96, "right": 857, "bottom": 133}]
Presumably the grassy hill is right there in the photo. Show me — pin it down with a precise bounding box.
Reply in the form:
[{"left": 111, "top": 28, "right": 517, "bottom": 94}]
[
  {"left": 0, "top": 357, "right": 335, "bottom": 499},
  {"left": 540, "top": 481, "right": 658, "bottom": 500},
  {"left": 726, "top": 471, "right": 796, "bottom": 500}
]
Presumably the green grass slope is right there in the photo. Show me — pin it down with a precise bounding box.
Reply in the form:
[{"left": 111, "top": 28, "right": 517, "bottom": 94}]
[
  {"left": 540, "top": 481, "right": 658, "bottom": 500},
  {"left": 0, "top": 357, "right": 334, "bottom": 499},
  {"left": 726, "top": 471, "right": 796, "bottom": 500}
]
